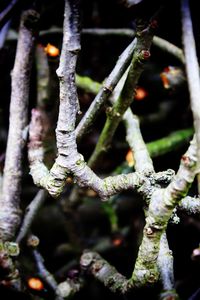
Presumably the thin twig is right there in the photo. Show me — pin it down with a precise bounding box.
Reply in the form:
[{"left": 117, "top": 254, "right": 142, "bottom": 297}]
[
  {"left": 153, "top": 36, "right": 184, "bottom": 63},
  {"left": 88, "top": 21, "right": 155, "bottom": 169},
  {"left": 0, "top": 0, "right": 19, "bottom": 29},
  {"left": 36, "top": 45, "right": 49, "bottom": 109},
  {"left": 33, "top": 249, "right": 64, "bottom": 300},
  {"left": 16, "top": 190, "right": 47, "bottom": 244},
  {"left": 0, "top": 21, "right": 11, "bottom": 49},
  {"left": 110, "top": 71, "right": 154, "bottom": 175},
  {"left": 75, "top": 38, "right": 137, "bottom": 142},
  {"left": 7, "top": 26, "right": 184, "bottom": 64}
]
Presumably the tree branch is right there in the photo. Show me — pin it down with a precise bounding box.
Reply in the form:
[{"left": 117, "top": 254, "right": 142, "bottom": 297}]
[
  {"left": 75, "top": 38, "right": 137, "bottom": 142},
  {"left": 124, "top": 110, "right": 154, "bottom": 174},
  {"left": 181, "top": 0, "right": 200, "bottom": 175},
  {"left": 80, "top": 137, "right": 197, "bottom": 291},
  {"left": 16, "top": 190, "right": 47, "bottom": 244},
  {"left": 88, "top": 21, "right": 155, "bottom": 169},
  {"left": 0, "top": 9, "right": 39, "bottom": 241},
  {"left": 131, "top": 137, "right": 197, "bottom": 286},
  {"left": 28, "top": 1, "right": 151, "bottom": 201}
]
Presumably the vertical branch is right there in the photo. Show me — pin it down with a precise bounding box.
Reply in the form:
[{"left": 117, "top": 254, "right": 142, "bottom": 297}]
[
  {"left": 36, "top": 45, "right": 49, "bottom": 109},
  {"left": 0, "top": 10, "right": 39, "bottom": 241},
  {"left": 124, "top": 110, "right": 154, "bottom": 175},
  {"left": 158, "top": 233, "right": 175, "bottom": 292},
  {"left": 181, "top": 0, "right": 200, "bottom": 191}
]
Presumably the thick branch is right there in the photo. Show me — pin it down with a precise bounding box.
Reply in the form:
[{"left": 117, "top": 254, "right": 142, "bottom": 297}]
[
  {"left": 131, "top": 137, "right": 197, "bottom": 286},
  {"left": 28, "top": 3, "right": 150, "bottom": 201},
  {"left": 0, "top": 10, "right": 39, "bottom": 241},
  {"left": 28, "top": 109, "right": 146, "bottom": 199}
]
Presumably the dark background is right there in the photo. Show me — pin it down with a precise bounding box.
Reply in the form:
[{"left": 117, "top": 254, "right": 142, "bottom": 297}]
[{"left": 0, "top": 1, "right": 200, "bottom": 300}]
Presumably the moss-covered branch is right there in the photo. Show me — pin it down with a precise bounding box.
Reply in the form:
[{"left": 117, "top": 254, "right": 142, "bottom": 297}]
[
  {"left": 88, "top": 22, "right": 155, "bottom": 169},
  {"left": 80, "top": 251, "right": 130, "bottom": 293},
  {"left": 131, "top": 137, "right": 197, "bottom": 286},
  {"left": 80, "top": 138, "right": 197, "bottom": 291},
  {"left": 179, "top": 196, "right": 200, "bottom": 214},
  {"left": 147, "top": 128, "right": 193, "bottom": 157}
]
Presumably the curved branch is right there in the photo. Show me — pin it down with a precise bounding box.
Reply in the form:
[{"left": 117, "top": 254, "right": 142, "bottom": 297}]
[{"left": 28, "top": 1, "right": 150, "bottom": 201}]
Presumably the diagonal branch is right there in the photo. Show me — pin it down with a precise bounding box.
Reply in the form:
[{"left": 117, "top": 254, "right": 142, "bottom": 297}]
[
  {"left": 88, "top": 21, "right": 155, "bottom": 169},
  {"left": 75, "top": 38, "right": 137, "bottom": 142}
]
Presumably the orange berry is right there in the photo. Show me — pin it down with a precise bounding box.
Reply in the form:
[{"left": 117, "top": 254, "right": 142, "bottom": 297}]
[
  {"left": 28, "top": 277, "right": 44, "bottom": 291},
  {"left": 44, "top": 43, "right": 60, "bottom": 57}
]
